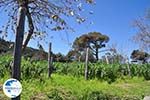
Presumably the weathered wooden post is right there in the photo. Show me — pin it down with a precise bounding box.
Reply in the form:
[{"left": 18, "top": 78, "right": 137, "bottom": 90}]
[
  {"left": 12, "top": 6, "right": 26, "bottom": 100},
  {"left": 105, "top": 55, "right": 109, "bottom": 64},
  {"left": 126, "top": 57, "right": 131, "bottom": 76},
  {"left": 48, "top": 42, "right": 53, "bottom": 78},
  {"left": 85, "top": 47, "right": 89, "bottom": 80}
]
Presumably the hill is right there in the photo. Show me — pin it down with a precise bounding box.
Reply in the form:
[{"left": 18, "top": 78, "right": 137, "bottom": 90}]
[{"left": 0, "top": 38, "right": 47, "bottom": 60}]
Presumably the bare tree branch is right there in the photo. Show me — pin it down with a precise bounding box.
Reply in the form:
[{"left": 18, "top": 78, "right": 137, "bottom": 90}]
[
  {"left": 133, "top": 19, "right": 150, "bottom": 52},
  {"left": 0, "top": 0, "right": 95, "bottom": 48}
]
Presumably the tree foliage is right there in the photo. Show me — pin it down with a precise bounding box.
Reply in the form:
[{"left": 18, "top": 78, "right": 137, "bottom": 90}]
[
  {"left": 53, "top": 52, "right": 67, "bottom": 62},
  {"left": 66, "top": 49, "right": 96, "bottom": 62},
  {"left": 66, "top": 50, "right": 80, "bottom": 61},
  {"left": 72, "top": 32, "right": 109, "bottom": 60},
  {"left": 131, "top": 50, "right": 150, "bottom": 63}
]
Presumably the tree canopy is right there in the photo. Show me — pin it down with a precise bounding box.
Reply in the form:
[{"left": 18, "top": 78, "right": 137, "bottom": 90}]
[
  {"left": 72, "top": 32, "right": 109, "bottom": 60},
  {"left": 66, "top": 49, "right": 96, "bottom": 62},
  {"left": 131, "top": 50, "right": 150, "bottom": 63}
]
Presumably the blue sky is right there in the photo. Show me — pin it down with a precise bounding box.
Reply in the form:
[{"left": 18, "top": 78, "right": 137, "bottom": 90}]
[{"left": 1, "top": 0, "right": 150, "bottom": 57}]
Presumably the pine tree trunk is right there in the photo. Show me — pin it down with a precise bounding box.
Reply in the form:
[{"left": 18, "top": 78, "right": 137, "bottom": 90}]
[
  {"left": 12, "top": 6, "right": 26, "bottom": 100},
  {"left": 96, "top": 48, "right": 99, "bottom": 61}
]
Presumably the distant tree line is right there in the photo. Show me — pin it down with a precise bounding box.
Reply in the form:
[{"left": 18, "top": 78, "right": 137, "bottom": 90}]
[{"left": 52, "top": 31, "right": 150, "bottom": 64}]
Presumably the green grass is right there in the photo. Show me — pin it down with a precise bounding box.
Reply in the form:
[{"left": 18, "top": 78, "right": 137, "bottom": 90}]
[
  {"left": 1, "top": 74, "right": 150, "bottom": 100},
  {"left": 0, "top": 55, "right": 150, "bottom": 99}
]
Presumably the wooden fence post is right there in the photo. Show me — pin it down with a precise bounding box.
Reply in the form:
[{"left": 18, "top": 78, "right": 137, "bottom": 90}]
[
  {"left": 105, "top": 55, "right": 109, "bottom": 64},
  {"left": 48, "top": 42, "right": 53, "bottom": 78},
  {"left": 85, "top": 47, "right": 89, "bottom": 80},
  {"left": 12, "top": 6, "right": 26, "bottom": 100},
  {"left": 126, "top": 58, "right": 131, "bottom": 76}
]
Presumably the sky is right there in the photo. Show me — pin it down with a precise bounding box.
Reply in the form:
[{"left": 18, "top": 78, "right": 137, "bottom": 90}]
[{"left": 0, "top": 0, "right": 150, "bottom": 57}]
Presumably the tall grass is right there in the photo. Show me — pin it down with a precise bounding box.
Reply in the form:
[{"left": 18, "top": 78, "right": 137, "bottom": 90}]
[
  {"left": 0, "top": 55, "right": 150, "bottom": 99},
  {"left": 0, "top": 55, "right": 150, "bottom": 83}
]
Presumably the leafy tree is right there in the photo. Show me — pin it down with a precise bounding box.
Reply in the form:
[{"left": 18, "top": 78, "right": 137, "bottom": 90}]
[
  {"left": 66, "top": 50, "right": 79, "bottom": 62},
  {"left": 66, "top": 49, "right": 96, "bottom": 62},
  {"left": 131, "top": 50, "right": 150, "bottom": 63},
  {"left": 53, "top": 53, "right": 66, "bottom": 62},
  {"left": 80, "top": 49, "right": 96, "bottom": 62},
  {"left": 66, "top": 49, "right": 84, "bottom": 62},
  {"left": 73, "top": 32, "right": 109, "bottom": 61}
]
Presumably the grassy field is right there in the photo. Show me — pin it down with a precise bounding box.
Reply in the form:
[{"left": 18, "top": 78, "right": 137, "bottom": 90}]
[
  {"left": 0, "top": 55, "right": 150, "bottom": 100},
  {"left": 0, "top": 74, "right": 150, "bottom": 100}
]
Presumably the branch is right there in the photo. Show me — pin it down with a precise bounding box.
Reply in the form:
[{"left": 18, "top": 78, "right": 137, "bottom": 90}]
[{"left": 22, "top": 6, "right": 34, "bottom": 51}]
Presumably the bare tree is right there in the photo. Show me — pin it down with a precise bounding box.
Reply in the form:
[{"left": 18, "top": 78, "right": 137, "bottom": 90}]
[
  {"left": 0, "top": 1, "right": 94, "bottom": 100},
  {"left": 0, "top": 0, "right": 95, "bottom": 49},
  {"left": 11, "top": 6, "right": 26, "bottom": 100},
  {"left": 133, "top": 18, "right": 150, "bottom": 52}
]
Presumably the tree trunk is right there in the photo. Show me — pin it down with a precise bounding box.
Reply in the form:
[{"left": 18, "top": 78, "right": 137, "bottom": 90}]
[
  {"left": 12, "top": 6, "right": 26, "bottom": 100},
  {"left": 48, "top": 42, "right": 53, "bottom": 78},
  {"left": 85, "top": 47, "right": 89, "bottom": 80},
  {"left": 95, "top": 48, "right": 99, "bottom": 61}
]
